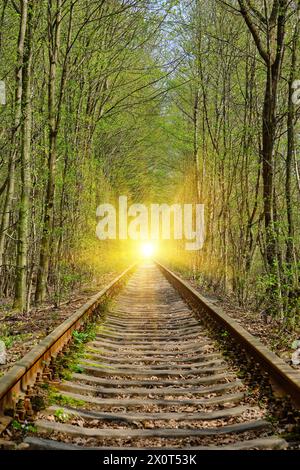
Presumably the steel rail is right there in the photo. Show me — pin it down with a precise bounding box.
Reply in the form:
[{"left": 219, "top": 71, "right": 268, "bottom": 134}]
[
  {"left": 156, "top": 261, "right": 300, "bottom": 408},
  {"left": 0, "top": 264, "right": 136, "bottom": 414}
]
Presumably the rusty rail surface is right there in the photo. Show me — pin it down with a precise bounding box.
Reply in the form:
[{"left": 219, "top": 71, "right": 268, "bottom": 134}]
[
  {"left": 0, "top": 264, "right": 136, "bottom": 414},
  {"left": 156, "top": 261, "right": 300, "bottom": 408}
]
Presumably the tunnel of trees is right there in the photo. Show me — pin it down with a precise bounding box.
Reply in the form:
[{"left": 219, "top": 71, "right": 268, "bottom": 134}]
[{"left": 0, "top": 0, "right": 299, "bottom": 334}]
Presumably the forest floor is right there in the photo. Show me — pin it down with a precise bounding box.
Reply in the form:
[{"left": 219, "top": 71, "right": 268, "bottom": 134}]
[
  {"left": 186, "top": 278, "right": 299, "bottom": 367},
  {"left": 0, "top": 271, "right": 120, "bottom": 377}
]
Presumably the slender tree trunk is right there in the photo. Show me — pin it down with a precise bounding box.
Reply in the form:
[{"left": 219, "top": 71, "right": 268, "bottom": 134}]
[
  {"left": 238, "top": 0, "right": 287, "bottom": 279},
  {"left": 0, "top": 0, "right": 27, "bottom": 274},
  {"left": 262, "top": 65, "right": 277, "bottom": 269},
  {"left": 0, "top": 0, "right": 8, "bottom": 52},
  {"left": 193, "top": 88, "right": 201, "bottom": 202},
  {"left": 35, "top": 0, "right": 62, "bottom": 303},
  {"left": 14, "top": 0, "right": 34, "bottom": 311},
  {"left": 0, "top": 156, "right": 15, "bottom": 271},
  {"left": 286, "top": 14, "right": 299, "bottom": 266}
]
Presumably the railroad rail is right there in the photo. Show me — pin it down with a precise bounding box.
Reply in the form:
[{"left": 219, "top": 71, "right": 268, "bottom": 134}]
[
  {"left": 0, "top": 261, "right": 300, "bottom": 449},
  {"left": 156, "top": 262, "right": 300, "bottom": 408},
  {"left": 0, "top": 264, "right": 136, "bottom": 417}
]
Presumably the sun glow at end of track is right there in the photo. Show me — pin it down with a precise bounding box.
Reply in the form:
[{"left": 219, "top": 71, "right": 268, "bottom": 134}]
[{"left": 140, "top": 242, "right": 156, "bottom": 258}]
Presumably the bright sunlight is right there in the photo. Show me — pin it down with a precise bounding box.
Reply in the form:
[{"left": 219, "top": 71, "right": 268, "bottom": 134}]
[{"left": 140, "top": 242, "right": 156, "bottom": 258}]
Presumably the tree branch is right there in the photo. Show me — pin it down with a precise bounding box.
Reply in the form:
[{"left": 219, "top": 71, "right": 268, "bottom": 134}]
[{"left": 238, "top": 0, "right": 269, "bottom": 63}]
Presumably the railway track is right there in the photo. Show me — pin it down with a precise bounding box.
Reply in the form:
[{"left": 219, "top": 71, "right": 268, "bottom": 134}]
[{"left": 16, "top": 262, "right": 290, "bottom": 450}]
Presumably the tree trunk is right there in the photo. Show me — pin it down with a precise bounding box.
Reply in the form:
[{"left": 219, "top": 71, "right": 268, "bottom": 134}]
[
  {"left": 0, "top": 0, "right": 27, "bottom": 274},
  {"left": 286, "top": 13, "right": 299, "bottom": 266},
  {"left": 35, "top": 0, "right": 62, "bottom": 303},
  {"left": 262, "top": 65, "right": 277, "bottom": 269},
  {"left": 236, "top": 0, "right": 289, "bottom": 314},
  {"left": 14, "top": 0, "right": 34, "bottom": 311}
]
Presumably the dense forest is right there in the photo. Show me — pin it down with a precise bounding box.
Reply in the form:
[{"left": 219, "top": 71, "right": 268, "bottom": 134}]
[{"left": 0, "top": 0, "right": 299, "bottom": 331}]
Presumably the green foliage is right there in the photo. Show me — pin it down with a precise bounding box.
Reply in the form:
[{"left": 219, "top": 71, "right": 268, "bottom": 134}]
[
  {"left": 54, "top": 408, "right": 71, "bottom": 423},
  {"left": 11, "top": 420, "right": 22, "bottom": 431},
  {"left": 72, "top": 325, "right": 96, "bottom": 345},
  {"left": 69, "top": 363, "right": 84, "bottom": 374},
  {"left": 0, "top": 331, "right": 32, "bottom": 349},
  {"left": 49, "top": 390, "right": 85, "bottom": 408},
  {"left": 80, "top": 361, "right": 113, "bottom": 370},
  {"left": 220, "top": 330, "right": 229, "bottom": 338},
  {"left": 0, "top": 335, "right": 14, "bottom": 349},
  {"left": 39, "top": 382, "right": 50, "bottom": 390},
  {"left": 11, "top": 419, "right": 37, "bottom": 434},
  {"left": 257, "top": 273, "right": 279, "bottom": 292},
  {"left": 53, "top": 322, "right": 98, "bottom": 382}
]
